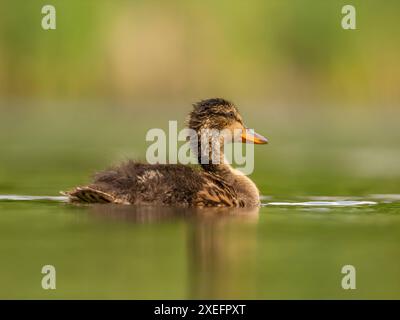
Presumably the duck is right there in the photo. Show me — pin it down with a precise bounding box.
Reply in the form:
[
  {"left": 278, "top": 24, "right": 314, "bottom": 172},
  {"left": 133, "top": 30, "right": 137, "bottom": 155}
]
[{"left": 64, "top": 98, "right": 268, "bottom": 207}]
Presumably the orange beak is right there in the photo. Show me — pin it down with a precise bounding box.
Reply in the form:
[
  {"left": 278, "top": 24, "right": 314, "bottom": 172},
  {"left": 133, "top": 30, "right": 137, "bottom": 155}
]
[{"left": 241, "top": 128, "right": 269, "bottom": 144}]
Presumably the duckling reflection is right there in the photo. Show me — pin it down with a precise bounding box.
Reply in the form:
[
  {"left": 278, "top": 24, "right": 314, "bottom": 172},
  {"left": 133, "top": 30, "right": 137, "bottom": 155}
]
[
  {"left": 87, "top": 204, "right": 259, "bottom": 223},
  {"left": 87, "top": 204, "right": 259, "bottom": 299},
  {"left": 187, "top": 207, "right": 259, "bottom": 299}
]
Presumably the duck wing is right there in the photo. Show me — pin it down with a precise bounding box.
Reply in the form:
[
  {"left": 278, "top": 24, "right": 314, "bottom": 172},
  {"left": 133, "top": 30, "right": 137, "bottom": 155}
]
[
  {"left": 64, "top": 161, "right": 203, "bottom": 205},
  {"left": 195, "top": 172, "right": 243, "bottom": 207},
  {"left": 62, "top": 186, "right": 126, "bottom": 204}
]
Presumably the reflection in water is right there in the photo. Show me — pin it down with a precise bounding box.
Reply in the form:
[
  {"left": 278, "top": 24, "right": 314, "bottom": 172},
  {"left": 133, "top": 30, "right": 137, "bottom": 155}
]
[
  {"left": 88, "top": 204, "right": 260, "bottom": 299},
  {"left": 187, "top": 207, "right": 259, "bottom": 299},
  {"left": 87, "top": 204, "right": 259, "bottom": 223}
]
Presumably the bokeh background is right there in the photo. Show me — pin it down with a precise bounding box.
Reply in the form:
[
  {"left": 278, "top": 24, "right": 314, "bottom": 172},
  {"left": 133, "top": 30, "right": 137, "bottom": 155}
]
[
  {"left": 1, "top": 0, "right": 399, "bottom": 197},
  {"left": 0, "top": 0, "right": 399, "bottom": 196},
  {"left": 0, "top": 0, "right": 400, "bottom": 299}
]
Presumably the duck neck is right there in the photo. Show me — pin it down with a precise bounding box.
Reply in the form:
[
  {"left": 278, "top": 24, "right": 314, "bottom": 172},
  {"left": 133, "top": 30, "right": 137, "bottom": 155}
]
[
  {"left": 195, "top": 133, "right": 230, "bottom": 174},
  {"left": 194, "top": 136, "right": 260, "bottom": 207}
]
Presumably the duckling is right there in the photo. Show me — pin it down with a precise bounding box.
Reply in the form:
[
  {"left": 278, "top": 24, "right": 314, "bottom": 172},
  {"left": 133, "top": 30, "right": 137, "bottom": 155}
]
[{"left": 64, "top": 98, "right": 268, "bottom": 207}]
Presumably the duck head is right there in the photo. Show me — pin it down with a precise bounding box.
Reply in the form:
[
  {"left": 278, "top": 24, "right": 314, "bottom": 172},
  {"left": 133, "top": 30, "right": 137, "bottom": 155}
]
[{"left": 187, "top": 98, "right": 268, "bottom": 168}]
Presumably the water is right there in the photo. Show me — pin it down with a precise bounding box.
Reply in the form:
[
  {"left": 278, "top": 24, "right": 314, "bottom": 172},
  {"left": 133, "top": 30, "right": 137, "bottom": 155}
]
[
  {"left": 1, "top": 193, "right": 399, "bottom": 299},
  {"left": 0, "top": 194, "right": 381, "bottom": 207}
]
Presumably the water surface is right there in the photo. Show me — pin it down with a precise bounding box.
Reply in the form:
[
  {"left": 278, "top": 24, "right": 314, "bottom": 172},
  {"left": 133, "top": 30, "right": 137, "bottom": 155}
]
[{"left": 1, "top": 194, "right": 399, "bottom": 299}]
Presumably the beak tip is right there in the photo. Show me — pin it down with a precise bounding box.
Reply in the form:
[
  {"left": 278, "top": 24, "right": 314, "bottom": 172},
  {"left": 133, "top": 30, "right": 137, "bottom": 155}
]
[{"left": 241, "top": 129, "right": 269, "bottom": 145}]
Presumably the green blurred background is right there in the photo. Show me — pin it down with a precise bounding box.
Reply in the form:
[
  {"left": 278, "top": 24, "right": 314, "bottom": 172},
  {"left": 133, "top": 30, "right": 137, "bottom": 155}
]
[
  {"left": 0, "top": 0, "right": 400, "bottom": 299},
  {"left": 0, "top": 0, "right": 399, "bottom": 196},
  {"left": 1, "top": 0, "right": 399, "bottom": 104}
]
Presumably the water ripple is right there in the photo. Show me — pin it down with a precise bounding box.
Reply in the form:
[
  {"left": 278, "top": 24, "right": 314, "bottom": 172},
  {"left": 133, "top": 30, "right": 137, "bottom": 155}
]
[
  {"left": 0, "top": 194, "right": 398, "bottom": 208},
  {"left": 262, "top": 200, "right": 377, "bottom": 207},
  {"left": 0, "top": 195, "right": 68, "bottom": 202}
]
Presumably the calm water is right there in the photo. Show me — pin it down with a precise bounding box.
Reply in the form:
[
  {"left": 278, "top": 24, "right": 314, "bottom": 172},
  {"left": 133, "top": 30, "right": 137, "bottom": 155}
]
[{"left": 0, "top": 194, "right": 399, "bottom": 299}]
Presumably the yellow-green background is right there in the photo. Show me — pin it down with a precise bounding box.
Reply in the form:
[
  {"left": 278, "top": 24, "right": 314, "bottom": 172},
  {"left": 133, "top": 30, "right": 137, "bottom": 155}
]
[{"left": 0, "top": 0, "right": 399, "bottom": 299}]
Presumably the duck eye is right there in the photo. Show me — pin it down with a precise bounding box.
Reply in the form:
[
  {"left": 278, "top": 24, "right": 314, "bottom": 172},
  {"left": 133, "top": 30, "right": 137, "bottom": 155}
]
[{"left": 227, "top": 112, "right": 235, "bottom": 118}]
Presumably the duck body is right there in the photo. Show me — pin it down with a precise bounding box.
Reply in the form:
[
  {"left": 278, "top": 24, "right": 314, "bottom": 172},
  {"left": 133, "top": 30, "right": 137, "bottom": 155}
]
[
  {"left": 67, "top": 161, "right": 259, "bottom": 207},
  {"left": 65, "top": 98, "right": 268, "bottom": 207}
]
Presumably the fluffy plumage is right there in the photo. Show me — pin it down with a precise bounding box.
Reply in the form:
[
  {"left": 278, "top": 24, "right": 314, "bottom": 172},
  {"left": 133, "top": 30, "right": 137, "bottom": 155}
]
[{"left": 64, "top": 98, "right": 265, "bottom": 207}]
